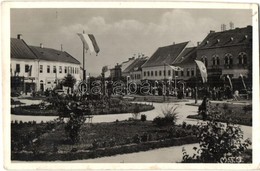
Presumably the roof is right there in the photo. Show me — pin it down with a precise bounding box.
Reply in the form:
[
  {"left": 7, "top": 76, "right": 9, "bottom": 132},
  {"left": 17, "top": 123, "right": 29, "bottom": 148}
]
[
  {"left": 29, "top": 46, "right": 80, "bottom": 64},
  {"left": 142, "top": 42, "right": 189, "bottom": 68},
  {"left": 11, "top": 38, "right": 38, "bottom": 60},
  {"left": 124, "top": 57, "right": 148, "bottom": 73},
  {"left": 175, "top": 47, "right": 197, "bottom": 65},
  {"left": 198, "top": 26, "right": 252, "bottom": 49}
]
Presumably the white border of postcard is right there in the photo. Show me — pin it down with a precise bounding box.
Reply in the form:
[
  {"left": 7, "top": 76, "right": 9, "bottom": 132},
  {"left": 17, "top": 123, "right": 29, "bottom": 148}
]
[{"left": 1, "top": 1, "right": 259, "bottom": 170}]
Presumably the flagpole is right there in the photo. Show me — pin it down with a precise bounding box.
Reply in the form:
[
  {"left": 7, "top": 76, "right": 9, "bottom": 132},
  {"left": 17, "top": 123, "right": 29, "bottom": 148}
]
[
  {"left": 83, "top": 30, "right": 86, "bottom": 81},
  {"left": 195, "top": 63, "right": 198, "bottom": 104},
  {"left": 163, "top": 63, "right": 166, "bottom": 102}
]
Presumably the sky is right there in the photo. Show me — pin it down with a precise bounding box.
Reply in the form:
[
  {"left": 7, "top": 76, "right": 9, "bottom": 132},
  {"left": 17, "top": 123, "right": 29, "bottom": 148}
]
[{"left": 11, "top": 8, "right": 252, "bottom": 76}]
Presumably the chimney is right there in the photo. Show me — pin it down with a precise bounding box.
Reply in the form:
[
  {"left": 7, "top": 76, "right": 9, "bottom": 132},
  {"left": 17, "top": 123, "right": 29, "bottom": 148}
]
[
  {"left": 210, "top": 30, "right": 215, "bottom": 33},
  {"left": 197, "top": 42, "right": 201, "bottom": 46},
  {"left": 172, "top": 42, "right": 175, "bottom": 45},
  {"left": 17, "top": 34, "right": 22, "bottom": 39},
  {"left": 40, "top": 43, "right": 43, "bottom": 48},
  {"left": 61, "top": 44, "right": 63, "bottom": 51}
]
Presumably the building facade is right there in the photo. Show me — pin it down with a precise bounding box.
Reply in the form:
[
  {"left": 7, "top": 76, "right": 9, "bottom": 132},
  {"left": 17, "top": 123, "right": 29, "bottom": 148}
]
[
  {"left": 125, "top": 57, "right": 148, "bottom": 83},
  {"left": 11, "top": 35, "right": 81, "bottom": 94},
  {"left": 141, "top": 42, "right": 192, "bottom": 81},
  {"left": 197, "top": 26, "right": 252, "bottom": 88}
]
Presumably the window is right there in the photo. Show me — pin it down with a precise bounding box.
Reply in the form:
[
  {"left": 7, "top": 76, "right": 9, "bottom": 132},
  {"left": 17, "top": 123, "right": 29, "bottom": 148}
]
[
  {"left": 191, "top": 68, "right": 195, "bottom": 76},
  {"left": 25, "top": 65, "right": 29, "bottom": 73},
  {"left": 53, "top": 66, "right": 56, "bottom": 73},
  {"left": 201, "top": 56, "right": 208, "bottom": 67},
  {"left": 151, "top": 71, "right": 153, "bottom": 76},
  {"left": 65, "top": 66, "right": 67, "bottom": 73},
  {"left": 143, "top": 71, "right": 146, "bottom": 77},
  {"left": 181, "top": 71, "right": 184, "bottom": 76},
  {"left": 224, "top": 53, "right": 233, "bottom": 65},
  {"left": 155, "top": 71, "right": 157, "bottom": 76},
  {"left": 47, "top": 65, "right": 50, "bottom": 73},
  {"left": 187, "top": 68, "right": 190, "bottom": 76},
  {"left": 147, "top": 71, "right": 150, "bottom": 77},
  {"left": 212, "top": 55, "right": 219, "bottom": 66},
  {"left": 175, "top": 71, "right": 178, "bottom": 76},
  {"left": 59, "top": 66, "right": 62, "bottom": 73},
  {"left": 238, "top": 52, "right": 247, "bottom": 65},
  {"left": 40, "top": 65, "right": 43, "bottom": 73},
  {"left": 168, "top": 70, "right": 171, "bottom": 76},
  {"left": 159, "top": 70, "right": 162, "bottom": 76},
  {"left": 163, "top": 70, "right": 166, "bottom": 76},
  {"left": 16, "top": 64, "right": 20, "bottom": 73},
  {"left": 217, "top": 57, "right": 220, "bottom": 65}
]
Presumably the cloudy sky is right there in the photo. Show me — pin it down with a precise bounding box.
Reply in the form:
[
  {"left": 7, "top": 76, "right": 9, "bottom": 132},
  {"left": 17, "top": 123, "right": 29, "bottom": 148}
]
[{"left": 11, "top": 8, "right": 252, "bottom": 76}]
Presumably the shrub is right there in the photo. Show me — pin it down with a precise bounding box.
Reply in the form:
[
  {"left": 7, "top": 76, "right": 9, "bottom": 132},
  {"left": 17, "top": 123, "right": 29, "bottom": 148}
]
[
  {"left": 132, "top": 104, "right": 141, "bottom": 120},
  {"left": 153, "top": 105, "right": 179, "bottom": 126},
  {"left": 222, "top": 103, "right": 229, "bottom": 110},
  {"left": 141, "top": 133, "right": 148, "bottom": 142},
  {"left": 92, "top": 139, "right": 99, "bottom": 149},
  {"left": 182, "top": 121, "right": 251, "bottom": 163},
  {"left": 182, "top": 122, "right": 187, "bottom": 129},
  {"left": 243, "top": 105, "right": 252, "bottom": 114},
  {"left": 141, "top": 114, "right": 147, "bottom": 122},
  {"left": 132, "top": 134, "right": 141, "bottom": 144}
]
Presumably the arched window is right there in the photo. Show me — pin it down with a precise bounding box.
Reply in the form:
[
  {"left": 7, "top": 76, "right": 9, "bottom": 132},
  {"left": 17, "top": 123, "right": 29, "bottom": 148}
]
[
  {"left": 224, "top": 53, "right": 233, "bottom": 65},
  {"left": 238, "top": 52, "right": 247, "bottom": 65},
  {"left": 201, "top": 56, "right": 208, "bottom": 67},
  {"left": 217, "top": 56, "right": 220, "bottom": 65},
  {"left": 212, "top": 55, "right": 219, "bottom": 66}
]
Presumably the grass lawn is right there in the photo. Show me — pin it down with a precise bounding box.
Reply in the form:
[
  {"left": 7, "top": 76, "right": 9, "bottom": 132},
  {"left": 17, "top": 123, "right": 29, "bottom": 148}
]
[
  {"left": 187, "top": 103, "right": 252, "bottom": 126},
  {"left": 11, "top": 120, "right": 198, "bottom": 161}
]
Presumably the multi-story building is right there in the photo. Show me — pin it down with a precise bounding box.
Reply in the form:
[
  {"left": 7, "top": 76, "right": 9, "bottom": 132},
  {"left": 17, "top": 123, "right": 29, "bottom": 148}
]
[
  {"left": 173, "top": 47, "right": 197, "bottom": 82},
  {"left": 197, "top": 26, "right": 252, "bottom": 88},
  {"left": 121, "top": 57, "right": 136, "bottom": 77},
  {"left": 11, "top": 35, "right": 81, "bottom": 94},
  {"left": 141, "top": 41, "right": 192, "bottom": 81},
  {"left": 123, "top": 57, "right": 148, "bottom": 83}
]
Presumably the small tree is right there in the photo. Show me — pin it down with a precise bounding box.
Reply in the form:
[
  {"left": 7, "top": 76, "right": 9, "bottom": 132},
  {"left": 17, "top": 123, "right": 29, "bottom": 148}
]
[{"left": 62, "top": 74, "right": 76, "bottom": 92}]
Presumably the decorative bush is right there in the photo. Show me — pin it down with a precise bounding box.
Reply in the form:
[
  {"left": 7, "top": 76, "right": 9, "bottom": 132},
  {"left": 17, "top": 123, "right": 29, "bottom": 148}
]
[
  {"left": 132, "top": 134, "right": 141, "bottom": 144},
  {"left": 182, "top": 121, "right": 251, "bottom": 163},
  {"left": 141, "top": 114, "right": 147, "bottom": 122},
  {"left": 153, "top": 105, "right": 179, "bottom": 126}
]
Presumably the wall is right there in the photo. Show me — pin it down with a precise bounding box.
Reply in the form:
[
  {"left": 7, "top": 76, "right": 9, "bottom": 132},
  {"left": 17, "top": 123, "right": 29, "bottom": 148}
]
[{"left": 197, "top": 44, "right": 252, "bottom": 78}]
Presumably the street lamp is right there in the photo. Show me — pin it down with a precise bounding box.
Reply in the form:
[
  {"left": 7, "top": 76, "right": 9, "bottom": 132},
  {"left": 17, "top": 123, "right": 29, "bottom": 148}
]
[
  {"left": 86, "top": 75, "right": 90, "bottom": 94},
  {"left": 127, "top": 76, "right": 130, "bottom": 95}
]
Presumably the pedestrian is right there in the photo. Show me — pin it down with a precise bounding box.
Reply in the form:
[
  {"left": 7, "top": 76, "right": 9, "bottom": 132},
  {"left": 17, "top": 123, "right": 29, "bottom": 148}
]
[
  {"left": 198, "top": 96, "right": 209, "bottom": 121},
  {"left": 233, "top": 90, "right": 240, "bottom": 101}
]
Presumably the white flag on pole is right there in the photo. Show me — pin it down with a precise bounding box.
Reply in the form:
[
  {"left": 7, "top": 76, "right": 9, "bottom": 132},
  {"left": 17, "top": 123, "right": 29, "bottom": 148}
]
[{"left": 195, "top": 60, "right": 207, "bottom": 83}]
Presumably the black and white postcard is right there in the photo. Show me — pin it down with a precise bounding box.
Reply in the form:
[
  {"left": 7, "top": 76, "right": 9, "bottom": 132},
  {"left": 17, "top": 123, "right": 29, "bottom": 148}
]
[{"left": 1, "top": 1, "right": 259, "bottom": 170}]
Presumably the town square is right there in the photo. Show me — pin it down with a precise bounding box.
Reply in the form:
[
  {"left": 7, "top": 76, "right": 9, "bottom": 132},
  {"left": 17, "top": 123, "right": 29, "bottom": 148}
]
[{"left": 3, "top": 2, "right": 259, "bottom": 169}]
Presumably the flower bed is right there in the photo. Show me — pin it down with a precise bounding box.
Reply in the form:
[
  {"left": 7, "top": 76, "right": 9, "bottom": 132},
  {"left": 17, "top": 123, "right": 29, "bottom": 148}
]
[
  {"left": 11, "top": 120, "right": 199, "bottom": 161},
  {"left": 11, "top": 102, "right": 154, "bottom": 116},
  {"left": 12, "top": 136, "right": 197, "bottom": 161},
  {"left": 187, "top": 103, "right": 252, "bottom": 126}
]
